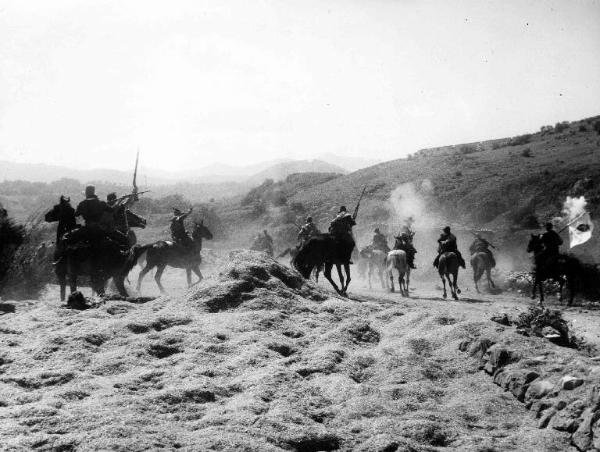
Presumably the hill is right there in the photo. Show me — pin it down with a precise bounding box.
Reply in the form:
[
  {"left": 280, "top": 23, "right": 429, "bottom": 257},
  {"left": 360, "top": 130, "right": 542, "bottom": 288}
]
[
  {"left": 215, "top": 115, "right": 600, "bottom": 265},
  {"left": 246, "top": 160, "right": 346, "bottom": 185}
]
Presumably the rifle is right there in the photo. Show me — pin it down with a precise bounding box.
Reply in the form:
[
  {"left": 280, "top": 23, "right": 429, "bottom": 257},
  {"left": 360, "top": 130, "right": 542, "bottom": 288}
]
[
  {"left": 352, "top": 185, "right": 368, "bottom": 220},
  {"left": 115, "top": 190, "right": 150, "bottom": 203},
  {"left": 470, "top": 231, "right": 497, "bottom": 250},
  {"left": 557, "top": 211, "right": 587, "bottom": 234}
]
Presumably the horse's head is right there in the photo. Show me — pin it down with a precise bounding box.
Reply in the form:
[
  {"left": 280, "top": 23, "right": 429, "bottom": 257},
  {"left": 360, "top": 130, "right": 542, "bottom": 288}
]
[
  {"left": 192, "top": 220, "right": 213, "bottom": 241},
  {"left": 527, "top": 234, "right": 543, "bottom": 254},
  {"left": 44, "top": 204, "right": 61, "bottom": 223},
  {"left": 125, "top": 210, "right": 147, "bottom": 229}
]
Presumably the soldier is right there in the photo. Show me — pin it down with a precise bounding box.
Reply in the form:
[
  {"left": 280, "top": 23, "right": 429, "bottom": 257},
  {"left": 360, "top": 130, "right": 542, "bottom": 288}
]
[
  {"left": 262, "top": 229, "right": 274, "bottom": 256},
  {"left": 394, "top": 232, "right": 417, "bottom": 269},
  {"left": 67, "top": 185, "right": 113, "bottom": 247},
  {"left": 433, "top": 226, "right": 466, "bottom": 269},
  {"left": 329, "top": 206, "right": 356, "bottom": 238},
  {"left": 54, "top": 196, "right": 77, "bottom": 243},
  {"left": 170, "top": 207, "right": 194, "bottom": 247},
  {"left": 298, "top": 216, "right": 320, "bottom": 247},
  {"left": 371, "top": 228, "right": 389, "bottom": 253},
  {"left": 469, "top": 234, "right": 496, "bottom": 268},
  {"left": 540, "top": 222, "right": 563, "bottom": 258}
]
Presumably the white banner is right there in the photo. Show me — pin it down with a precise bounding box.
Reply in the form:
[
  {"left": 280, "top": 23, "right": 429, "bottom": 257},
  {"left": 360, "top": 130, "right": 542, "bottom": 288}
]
[{"left": 569, "top": 212, "right": 593, "bottom": 248}]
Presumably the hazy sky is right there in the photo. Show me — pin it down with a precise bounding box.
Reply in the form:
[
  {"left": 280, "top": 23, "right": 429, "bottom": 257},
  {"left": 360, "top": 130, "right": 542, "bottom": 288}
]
[{"left": 1, "top": 0, "right": 599, "bottom": 172}]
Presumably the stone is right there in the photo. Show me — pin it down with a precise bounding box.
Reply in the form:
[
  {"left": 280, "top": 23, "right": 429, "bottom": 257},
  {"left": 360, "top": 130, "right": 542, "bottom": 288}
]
[
  {"left": 526, "top": 380, "right": 555, "bottom": 400},
  {"left": 483, "top": 345, "right": 518, "bottom": 375},
  {"left": 490, "top": 313, "right": 511, "bottom": 326},
  {"left": 530, "top": 400, "right": 554, "bottom": 418},
  {"left": 549, "top": 399, "right": 585, "bottom": 433},
  {"left": 560, "top": 375, "right": 584, "bottom": 391},
  {"left": 467, "top": 338, "right": 495, "bottom": 360},
  {"left": 538, "top": 408, "right": 557, "bottom": 428},
  {"left": 572, "top": 407, "right": 599, "bottom": 451}
]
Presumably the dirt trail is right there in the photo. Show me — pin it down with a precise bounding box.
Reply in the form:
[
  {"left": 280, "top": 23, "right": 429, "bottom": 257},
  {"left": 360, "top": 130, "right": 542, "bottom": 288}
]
[{"left": 1, "top": 252, "right": 595, "bottom": 451}]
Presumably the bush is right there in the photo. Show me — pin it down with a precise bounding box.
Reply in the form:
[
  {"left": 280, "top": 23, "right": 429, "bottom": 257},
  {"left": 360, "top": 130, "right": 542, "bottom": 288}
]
[
  {"left": 459, "top": 144, "right": 477, "bottom": 155},
  {"left": 509, "top": 203, "right": 539, "bottom": 229},
  {"left": 593, "top": 120, "right": 600, "bottom": 135},
  {"left": 521, "top": 148, "right": 532, "bottom": 158},
  {"left": 579, "top": 124, "right": 588, "bottom": 132},
  {"left": 509, "top": 134, "right": 532, "bottom": 146},
  {"left": 555, "top": 121, "right": 570, "bottom": 133}
]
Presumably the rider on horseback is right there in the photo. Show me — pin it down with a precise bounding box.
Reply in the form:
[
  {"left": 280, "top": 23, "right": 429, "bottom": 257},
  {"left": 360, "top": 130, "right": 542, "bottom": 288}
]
[
  {"left": 469, "top": 234, "right": 496, "bottom": 268},
  {"left": 170, "top": 207, "right": 194, "bottom": 247},
  {"left": 329, "top": 206, "right": 356, "bottom": 263},
  {"left": 394, "top": 232, "right": 417, "bottom": 269},
  {"left": 298, "top": 216, "right": 320, "bottom": 247},
  {"left": 433, "top": 226, "right": 466, "bottom": 269},
  {"left": 372, "top": 228, "right": 390, "bottom": 253},
  {"left": 540, "top": 222, "right": 563, "bottom": 259}
]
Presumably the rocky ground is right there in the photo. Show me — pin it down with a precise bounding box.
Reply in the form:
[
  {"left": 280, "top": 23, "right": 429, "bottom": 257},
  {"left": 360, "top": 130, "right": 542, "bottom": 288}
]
[{"left": 1, "top": 251, "right": 600, "bottom": 451}]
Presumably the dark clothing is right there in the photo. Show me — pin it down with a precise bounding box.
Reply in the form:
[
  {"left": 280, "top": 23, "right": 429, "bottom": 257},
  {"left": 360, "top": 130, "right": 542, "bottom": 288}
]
[
  {"left": 76, "top": 196, "right": 111, "bottom": 226},
  {"left": 170, "top": 211, "right": 192, "bottom": 245},
  {"left": 394, "top": 237, "right": 417, "bottom": 269},
  {"left": 51, "top": 204, "right": 77, "bottom": 242},
  {"left": 434, "top": 231, "right": 465, "bottom": 268},
  {"left": 469, "top": 238, "right": 496, "bottom": 268},
  {"left": 329, "top": 213, "right": 356, "bottom": 238},
  {"left": 372, "top": 232, "right": 389, "bottom": 253},
  {"left": 541, "top": 230, "right": 563, "bottom": 257}
]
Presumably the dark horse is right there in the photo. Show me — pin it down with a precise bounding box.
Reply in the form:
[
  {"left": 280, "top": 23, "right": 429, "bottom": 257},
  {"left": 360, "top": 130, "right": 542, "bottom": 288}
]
[
  {"left": 438, "top": 250, "right": 461, "bottom": 300},
  {"left": 293, "top": 233, "right": 354, "bottom": 296},
  {"left": 527, "top": 234, "right": 581, "bottom": 306},
  {"left": 118, "top": 210, "right": 147, "bottom": 245},
  {"left": 136, "top": 221, "right": 213, "bottom": 293}
]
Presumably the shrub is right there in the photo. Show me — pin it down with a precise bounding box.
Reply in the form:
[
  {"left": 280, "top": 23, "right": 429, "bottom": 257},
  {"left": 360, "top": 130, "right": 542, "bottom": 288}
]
[
  {"left": 459, "top": 144, "right": 477, "bottom": 155},
  {"left": 509, "top": 134, "right": 532, "bottom": 146},
  {"left": 521, "top": 148, "right": 532, "bottom": 158},
  {"left": 555, "top": 121, "right": 570, "bottom": 133},
  {"left": 593, "top": 120, "right": 600, "bottom": 135},
  {"left": 579, "top": 124, "right": 588, "bottom": 132}
]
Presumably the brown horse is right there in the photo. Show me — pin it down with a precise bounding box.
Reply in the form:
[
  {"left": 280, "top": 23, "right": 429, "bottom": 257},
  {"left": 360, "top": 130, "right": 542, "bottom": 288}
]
[
  {"left": 360, "top": 246, "right": 388, "bottom": 290},
  {"left": 470, "top": 252, "right": 496, "bottom": 293},
  {"left": 439, "top": 252, "right": 461, "bottom": 300},
  {"left": 136, "top": 221, "right": 213, "bottom": 293}
]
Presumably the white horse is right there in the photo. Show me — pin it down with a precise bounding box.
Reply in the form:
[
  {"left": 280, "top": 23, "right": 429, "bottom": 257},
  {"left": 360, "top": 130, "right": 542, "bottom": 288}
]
[
  {"left": 359, "top": 247, "right": 388, "bottom": 289},
  {"left": 386, "top": 249, "right": 410, "bottom": 296}
]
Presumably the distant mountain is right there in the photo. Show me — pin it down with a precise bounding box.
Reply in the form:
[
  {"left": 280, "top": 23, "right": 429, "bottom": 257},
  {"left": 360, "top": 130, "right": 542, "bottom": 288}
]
[
  {"left": 316, "top": 153, "right": 382, "bottom": 172},
  {"left": 246, "top": 160, "right": 346, "bottom": 185}
]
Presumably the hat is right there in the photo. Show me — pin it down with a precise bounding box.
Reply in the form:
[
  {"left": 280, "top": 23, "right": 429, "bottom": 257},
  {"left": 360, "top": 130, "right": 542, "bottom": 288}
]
[
  {"left": 339, "top": 206, "right": 347, "bottom": 213},
  {"left": 60, "top": 195, "right": 70, "bottom": 203},
  {"left": 374, "top": 228, "right": 380, "bottom": 233},
  {"left": 173, "top": 208, "right": 182, "bottom": 215},
  {"left": 85, "top": 185, "right": 95, "bottom": 198},
  {"left": 306, "top": 216, "right": 313, "bottom": 222},
  {"left": 545, "top": 222, "right": 553, "bottom": 230},
  {"left": 107, "top": 192, "right": 117, "bottom": 202},
  {"left": 443, "top": 226, "right": 451, "bottom": 233}
]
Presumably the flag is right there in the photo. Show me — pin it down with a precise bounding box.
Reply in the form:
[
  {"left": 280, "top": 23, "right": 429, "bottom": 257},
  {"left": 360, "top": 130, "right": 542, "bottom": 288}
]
[{"left": 569, "top": 212, "right": 594, "bottom": 248}]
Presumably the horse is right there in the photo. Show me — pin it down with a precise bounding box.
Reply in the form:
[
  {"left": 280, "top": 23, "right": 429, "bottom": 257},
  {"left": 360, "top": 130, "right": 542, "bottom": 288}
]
[
  {"left": 293, "top": 233, "right": 354, "bottom": 296},
  {"left": 438, "top": 251, "right": 461, "bottom": 300},
  {"left": 527, "top": 234, "right": 581, "bottom": 306},
  {"left": 470, "top": 252, "right": 496, "bottom": 293},
  {"left": 386, "top": 249, "right": 410, "bottom": 296},
  {"left": 278, "top": 245, "right": 323, "bottom": 282},
  {"left": 359, "top": 246, "right": 388, "bottom": 289},
  {"left": 119, "top": 210, "right": 147, "bottom": 245},
  {"left": 136, "top": 221, "right": 213, "bottom": 293},
  {"left": 54, "top": 239, "right": 146, "bottom": 301}
]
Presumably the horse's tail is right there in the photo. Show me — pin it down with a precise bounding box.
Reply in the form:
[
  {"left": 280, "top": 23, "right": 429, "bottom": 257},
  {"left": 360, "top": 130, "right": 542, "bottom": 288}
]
[
  {"left": 124, "top": 244, "right": 153, "bottom": 275},
  {"left": 293, "top": 241, "right": 315, "bottom": 279}
]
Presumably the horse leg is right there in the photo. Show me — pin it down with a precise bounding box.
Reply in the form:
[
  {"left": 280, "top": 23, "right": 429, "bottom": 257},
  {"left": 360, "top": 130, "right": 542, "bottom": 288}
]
[
  {"left": 441, "top": 274, "right": 447, "bottom": 299},
  {"left": 137, "top": 265, "right": 152, "bottom": 292},
  {"left": 114, "top": 276, "right": 128, "bottom": 297},
  {"left": 154, "top": 265, "right": 167, "bottom": 294},
  {"left": 451, "top": 273, "right": 459, "bottom": 300},
  {"left": 343, "top": 263, "right": 351, "bottom": 293},
  {"left": 405, "top": 269, "right": 410, "bottom": 296},
  {"left": 538, "top": 279, "right": 545, "bottom": 306},
  {"left": 398, "top": 272, "right": 404, "bottom": 297},
  {"left": 336, "top": 264, "right": 345, "bottom": 292},
  {"left": 558, "top": 277, "right": 565, "bottom": 303},
  {"left": 191, "top": 265, "right": 203, "bottom": 284},
  {"left": 389, "top": 268, "right": 395, "bottom": 293},
  {"left": 487, "top": 266, "right": 495, "bottom": 289},
  {"left": 473, "top": 265, "right": 480, "bottom": 293},
  {"left": 367, "top": 263, "right": 372, "bottom": 289},
  {"left": 186, "top": 268, "right": 192, "bottom": 288},
  {"left": 323, "top": 263, "right": 342, "bottom": 295}
]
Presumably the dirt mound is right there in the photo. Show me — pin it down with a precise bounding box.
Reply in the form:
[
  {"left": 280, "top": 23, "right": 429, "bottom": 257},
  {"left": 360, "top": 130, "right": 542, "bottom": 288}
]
[{"left": 186, "top": 250, "right": 328, "bottom": 312}]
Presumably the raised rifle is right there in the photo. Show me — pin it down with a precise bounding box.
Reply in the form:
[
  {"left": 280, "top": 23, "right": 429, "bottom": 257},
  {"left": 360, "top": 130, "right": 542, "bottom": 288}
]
[{"left": 352, "top": 185, "right": 368, "bottom": 220}]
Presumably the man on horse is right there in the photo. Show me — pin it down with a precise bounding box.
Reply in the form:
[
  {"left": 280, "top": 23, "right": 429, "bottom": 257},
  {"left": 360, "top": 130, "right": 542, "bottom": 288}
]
[
  {"left": 45, "top": 196, "right": 77, "bottom": 263},
  {"left": 372, "top": 228, "right": 390, "bottom": 253},
  {"left": 433, "top": 226, "right": 466, "bottom": 269},
  {"left": 540, "top": 222, "right": 563, "bottom": 259},
  {"left": 170, "top": 207, "right": 194, "bottom": 247},
  {"left": 469, "top": 233, "right": 496, "bottom": 268},
  {"left": 298, "top": 216, "right": 320, "bottom": 247},
  {"left": 394, "top": 231, "right": 417, "bottom": 269},
  {"left": 66, "top": 185, "right": 115, "bottom": 248},
  {"left": 329, "top": 205, "right": 356, "bottom": 263}
]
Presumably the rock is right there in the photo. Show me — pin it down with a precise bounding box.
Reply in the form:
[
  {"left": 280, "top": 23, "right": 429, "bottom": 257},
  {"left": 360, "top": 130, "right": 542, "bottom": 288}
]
[
  {"left": 560, "top": 375, "right": 584, "bottom": 391},
  {"left": 589, "top": 366, "right": 600, "bottom": 376},
  {"left": 490, "top": 313, "right": 511, "bottom": 326},
  {"left": 494, "top": 369, "right": 540, "bottom": 402},
  {"left": 542, "top": 326, "right": 563, "bottom": 342},
  {"left": 483, "top": 345, "right": 518, "bottom": 375},
  {"left": 466, "top": 338, "right": 495, "bottom": 360},
  {"left": 572, "top": 407, "right": 599, "bottom": 451},
  {"left": 538, "top": 408, "right": 557, "bottom": 428},
  {"left": 530, "top": 400, "right": 554, "bottom": 418},
  {"left": 67, "top": 291, "right": 93, "bottom": 310},
  {"left": 549, "top": 399, "right": 585, "bottom": 433},
  {"left": 526, "top": 380, "right": 555, "bottom": 400}
]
